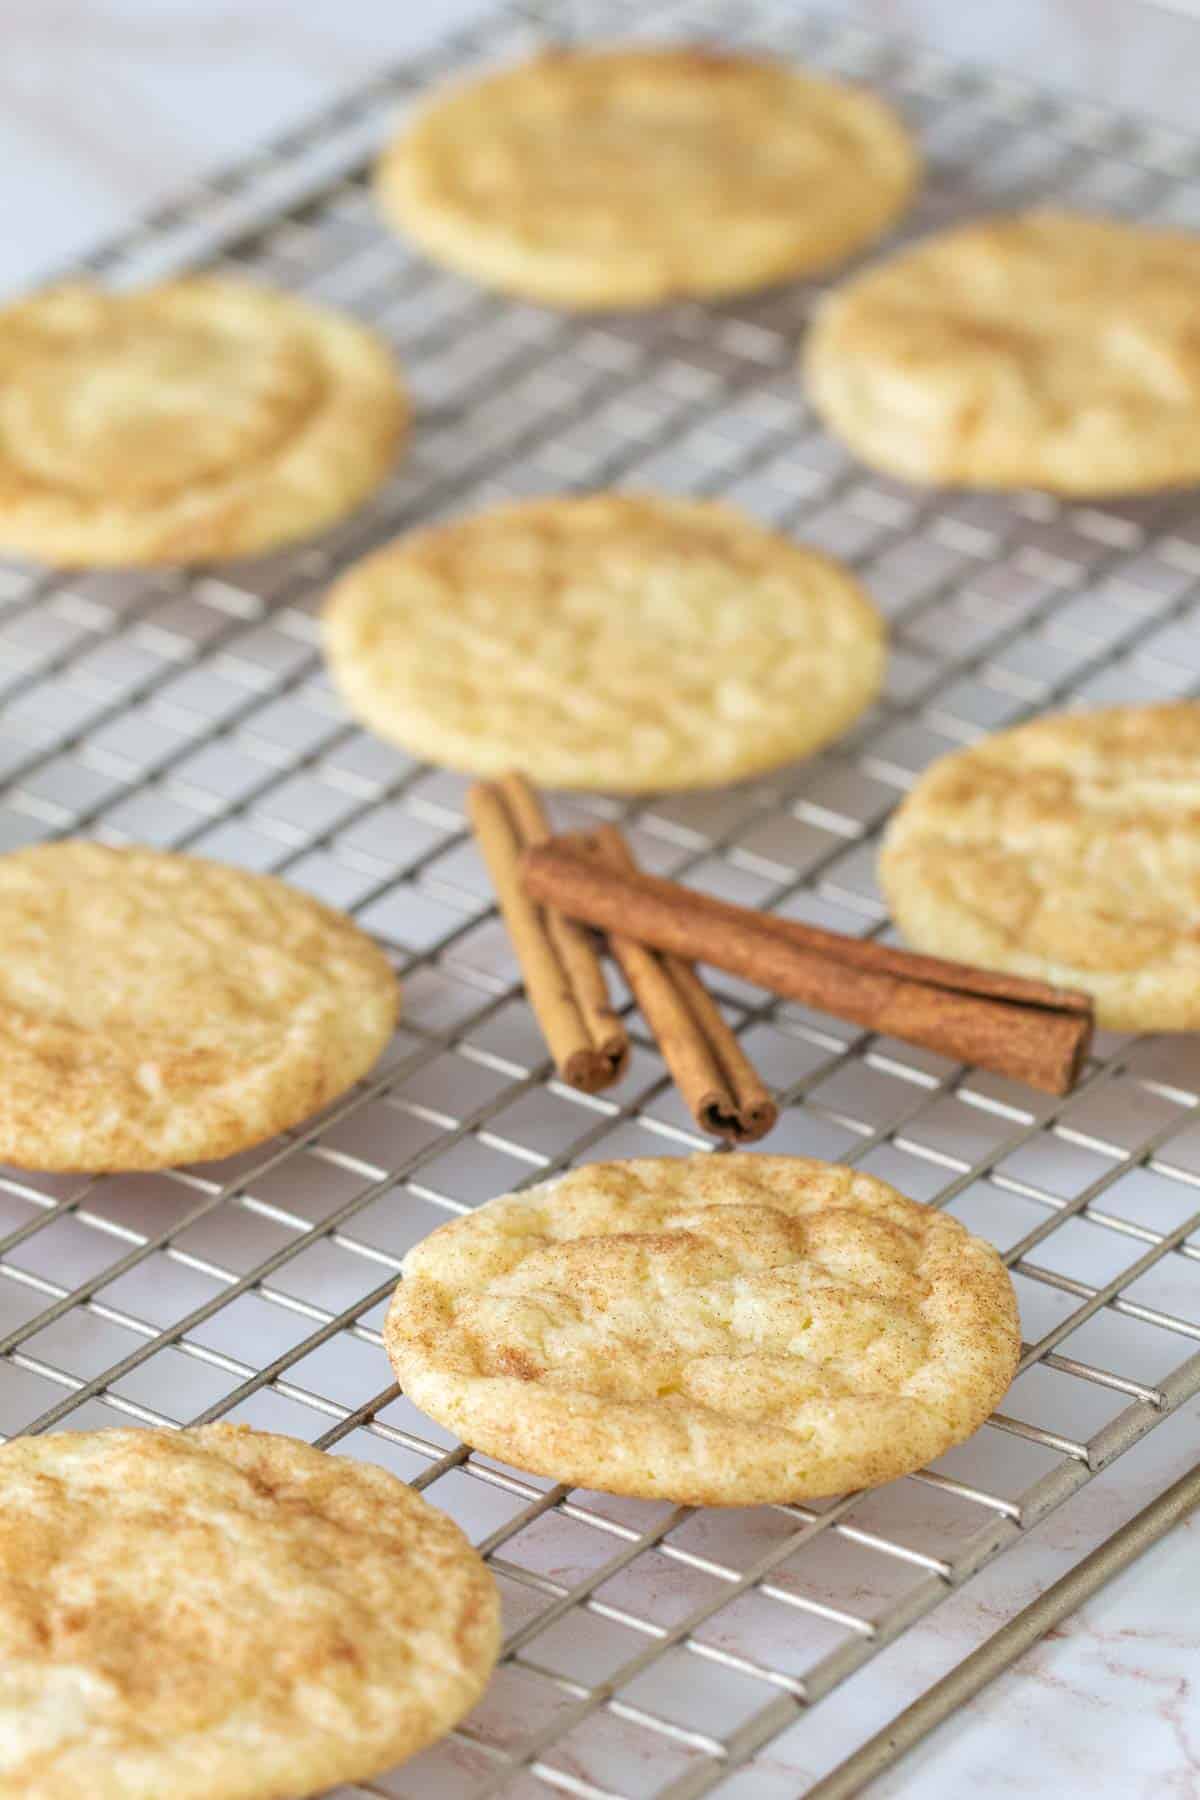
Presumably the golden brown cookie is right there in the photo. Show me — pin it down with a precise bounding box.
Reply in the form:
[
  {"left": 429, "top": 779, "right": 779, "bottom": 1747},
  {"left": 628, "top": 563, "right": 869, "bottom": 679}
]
[
  {"left": 376, "top": 45, "right": 918, "bottom": 307},
  {"left": 0, "top": 279, "right": 406, "bottom": 565},
  {"left": 384, "top": 1154, "right": 1020, "bottom": 1504},
  {"left": 806, "top": 210, "right": 1200, "bottom": 494},
  {"left": 0, "top": 842, "right": 398, "bottom": 1170},
  {"left": 322, "top": 493, "right": 885, "bottom": 791},
  {"left": 0, "top": 1424, "right": 499, "bottom": 1799},
  {"left": 880, "top": 701, "right": 1200, "bottom": 1031}
]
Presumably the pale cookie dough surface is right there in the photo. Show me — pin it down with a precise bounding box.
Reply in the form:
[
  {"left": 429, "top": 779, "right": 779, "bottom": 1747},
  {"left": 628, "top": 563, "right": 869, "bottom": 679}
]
[
  {"left": 322, "top": 494, "right": 885, "bottom": 791},
  {"left": 384, "top": 1155, "right": 1020, "bottom": 1504},
  {"left": 881, "top": 701, "right": 1200, "bottom": 1032},
  {"left": 376, "top": 45, "right": 918, "bottom": 308},
  {"left": 0, "top": 842, "right": 398, "bottom": 1170},
  {"left": 0, "top": 1425, "right": 499, "bottom": 1800},
  {"left": 0, "top": 279, "right": 406, "bottom": 565},
  {"left": 805, "top": 210, "right": 1200, "bottom": 494}
]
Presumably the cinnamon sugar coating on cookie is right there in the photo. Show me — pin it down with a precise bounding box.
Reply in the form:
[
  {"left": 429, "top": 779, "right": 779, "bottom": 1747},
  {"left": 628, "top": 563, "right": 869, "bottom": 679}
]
[
  {"left": 322, "top": 493, "right": 884, "bottom": 792},
  {"left": 385, "top": 1154, "right": 1019, "bottom": 1503},
  {"left": 807, "top": 211, "right": 1200, "bottom": 494},
  {"left": 0, "top": 279, "right": 405, "bottom": 564},
  {"left": 0, "top": 1425, "right": 498, "bottom": 1798},
  {"left": 0, "top": 842, "right": 398, "bottom": 1170},
  {"left": 881, "top": 700, "right": 1200, "bottom": 1030},
  {"left": 377, "top": 46, "right": 917, "bottom": 307}
]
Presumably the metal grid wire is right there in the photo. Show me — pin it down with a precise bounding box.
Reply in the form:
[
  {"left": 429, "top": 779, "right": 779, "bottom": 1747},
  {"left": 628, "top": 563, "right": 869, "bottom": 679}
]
[{"left": 3, "top": 1, "right": 1200, "bottom": 1794}]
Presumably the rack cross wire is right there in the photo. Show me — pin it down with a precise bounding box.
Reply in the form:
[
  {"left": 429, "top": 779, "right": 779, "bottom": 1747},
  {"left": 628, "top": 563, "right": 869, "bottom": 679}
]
[{"left": 2, "top": 3, "right": 1200, "bottom": 1795}]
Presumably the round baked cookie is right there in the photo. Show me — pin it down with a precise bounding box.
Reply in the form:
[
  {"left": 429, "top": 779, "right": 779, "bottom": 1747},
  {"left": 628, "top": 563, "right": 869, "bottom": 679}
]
[
  {"left": 375, "top": 45, "right": 918, "bottom": 308},
  {"left": 806, "top": 210, "right": 1200, "bottom": 494},
  {"left": 0, "top": 842, "right": 398, "bottom": 1171},
  {"left": 0, "top": 278, "right": 407, "bottom": 565},
  {"left": 881, "top": 701, "right": 1200, "bottom": 1032},
  {"left": 322, "top": 493, "right": 885, "bottom": 791},
  {"left": 384, "top": 1154, "right": 1020, "bottom": 1504},
  {"left": 0, "top": 1424, "right": 499, "bottom": 1799}
]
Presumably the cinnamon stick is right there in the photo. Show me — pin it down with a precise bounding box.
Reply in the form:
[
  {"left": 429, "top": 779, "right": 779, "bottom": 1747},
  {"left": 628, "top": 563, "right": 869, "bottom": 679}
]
[
  {"left": 497, "top": 775, "right": 622, "bottom": 1060},
  {"left": 575, "top": 826, "right": 777, "bottom": 1143},
  {"left": 521, "top": 843, "right": 1094, "bottom": 1096},
  {"left": 467, "top": 777, "right": 628, "bottom": 1091}
]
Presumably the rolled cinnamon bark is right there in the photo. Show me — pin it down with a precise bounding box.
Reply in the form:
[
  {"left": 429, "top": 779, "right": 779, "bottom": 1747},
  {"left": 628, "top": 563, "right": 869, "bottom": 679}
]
[
  {"left": 467, "top": 780, "right": 627, "bottom": 1091},
  {"left": 521, "top": 843, "right": 1093, "bottom": 1095},
  {"left": 496, "top": 775, "right": 625, "bottom": 1071},
  {"left": 577, "top": 827, "right": 777, "bottom": 1142}
]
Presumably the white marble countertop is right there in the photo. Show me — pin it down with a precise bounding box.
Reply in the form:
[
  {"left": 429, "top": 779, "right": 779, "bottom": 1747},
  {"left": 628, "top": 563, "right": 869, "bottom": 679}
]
[
  {"left": 760, "top": 1408, "right": 1200, "bottom": 1799},
  {"left": 1, "top": 3, "right": 1198, "bottom": 1797}
]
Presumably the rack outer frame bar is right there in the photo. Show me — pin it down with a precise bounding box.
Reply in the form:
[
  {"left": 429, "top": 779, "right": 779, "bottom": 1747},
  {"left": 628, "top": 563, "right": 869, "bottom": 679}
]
[{"left": 803, "top": 1457, "right": 1200, "bottom": 1800}]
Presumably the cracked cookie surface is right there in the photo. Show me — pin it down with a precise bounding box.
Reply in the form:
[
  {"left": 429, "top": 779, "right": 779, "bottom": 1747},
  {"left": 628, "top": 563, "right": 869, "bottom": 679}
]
[
  {"left": 0, "top": 279, "right": 405, "bottom": 564},
  {"left": 376, "top": 45, "right": 917, "bottom": 307},
  {"left": 806, "top": 211, "right": 1200, "bottom": 493},
  {"left": 0, "top": 842, "right": 398, "bottom": 1170},
  {"left": 0, "top": 1425, "right": 499, "bottom": 1799},
  {"left": 384, "top": 1154, "right": 1019, "bottom": 1503},
  {"left": 322, "top": 493, "right": 884, "bottom": 792},
  {"left": 881, "top": 700, "right": 1200, "bottom": 1030}
]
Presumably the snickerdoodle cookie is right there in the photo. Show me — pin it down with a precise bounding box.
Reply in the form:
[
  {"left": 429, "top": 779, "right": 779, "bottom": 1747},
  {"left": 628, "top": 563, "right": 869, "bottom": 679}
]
[
  {"left": 377, "top": 45, "right": 918, "bottom": 307},
  {"left": 806, "top": 211, "right": 1200, "bottom": 494},
  {"left": 881, "top": 701, "right": 1200, "bottom": 1031},
  {"left": 384, "top": 1154, "right": 1020, "bottom": 1504},
  {"left": 0, "top": 842, "right": 398, "bottom": 1170},
  {"left": 0, "top": 1424, "right": 499, "bottom": 1798},
  {"left": 0, "top": 278, "right": 406, "bottom": 564},
  {"left": 322, "top": 493, "right": 885, "bottom": 791}
]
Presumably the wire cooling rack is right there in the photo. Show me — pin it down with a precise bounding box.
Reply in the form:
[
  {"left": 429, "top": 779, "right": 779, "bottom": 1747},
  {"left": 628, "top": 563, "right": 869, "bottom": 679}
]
[{"left": 3, "top": 2, "right": 1200, "bottom": 1794}]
